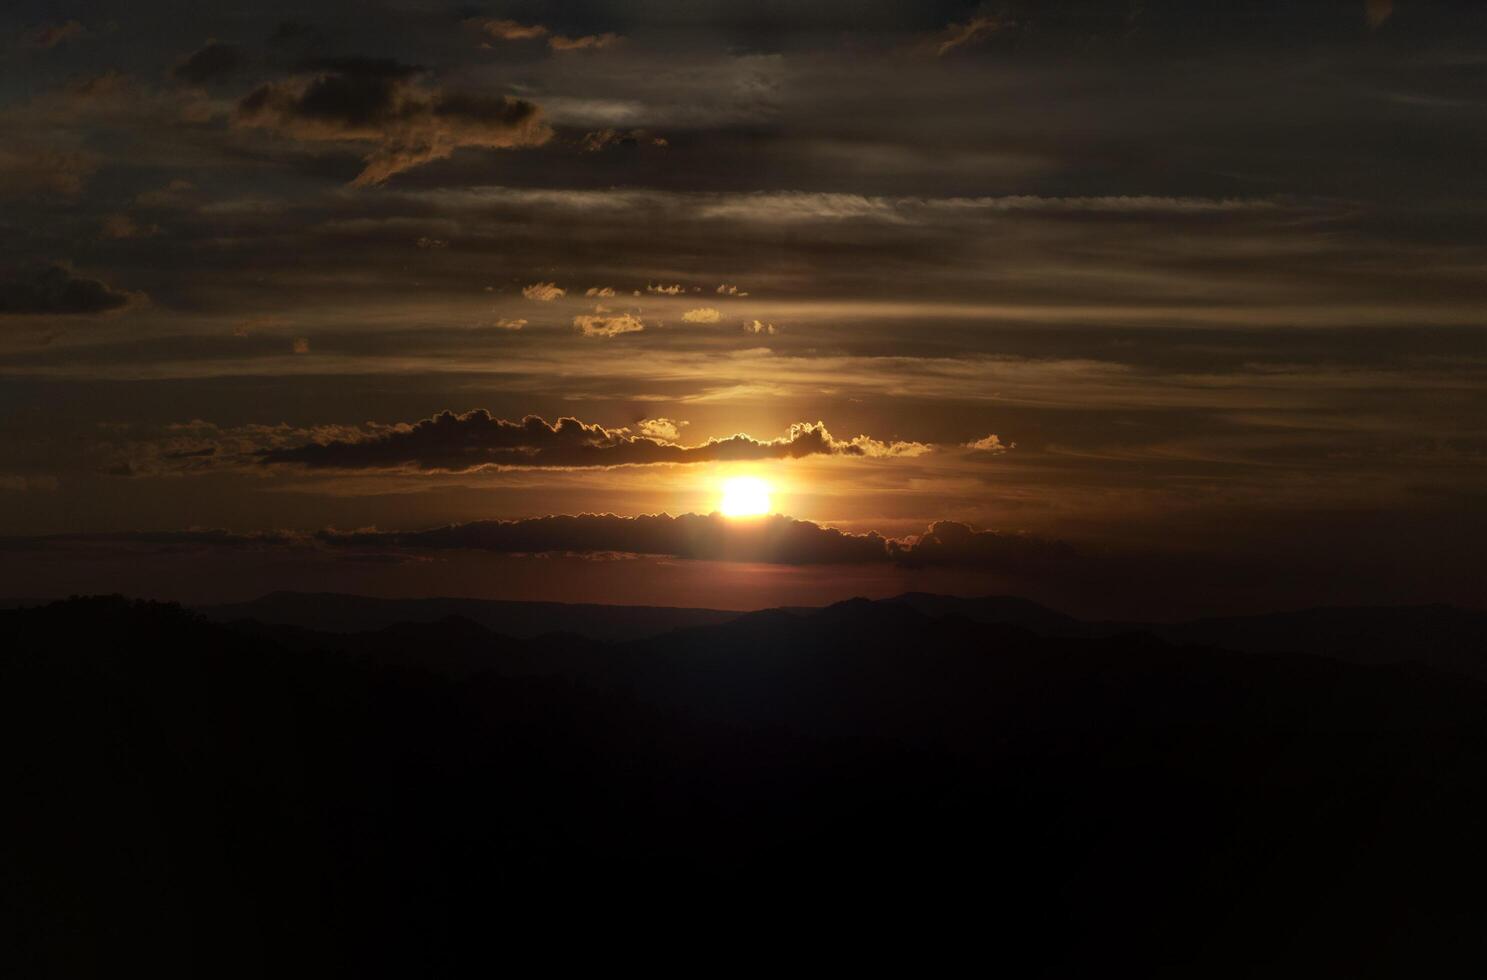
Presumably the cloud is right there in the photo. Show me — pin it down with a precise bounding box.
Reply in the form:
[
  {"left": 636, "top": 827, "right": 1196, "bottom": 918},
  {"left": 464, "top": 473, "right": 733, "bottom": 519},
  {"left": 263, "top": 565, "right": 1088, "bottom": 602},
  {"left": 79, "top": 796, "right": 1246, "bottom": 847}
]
[
  {"left": 34, "top": 20, "right": 83, "bottom": 48},
  {"left": 0, "top": 266, "right": 134, "bottom": 315},
  {"left": 173, "top": 41, "right": 244, "bottom": 84},
  {"left": 574, "top": 312, "right": 645, "bottom": 337},
  {"left": 492, "top": 318, "right": 527, "bottom": 330},
  {"left": 100, "top": 213, "right": 160, "bottom": 240},
  {"left": 477, "top": 19, "right": 549, "bottom": 42},
  {"left": 647, "top": 283, "right": 684, "bottom": 295},
  {"left": 638, "top": 418, "right": 687, "bottom": 440},
  {"left": 965, "top": 434, "right": 1011, "bottom": 453},
  {"left": 230, "top": 315, "right": 288, "bottom": 338},
  {"left": 323, "top": 513, "right": 888, "bottom": 565},
  {"left": 0, "top": 145, "right": 96, "bottom": 197},
  {"left": 415, "top": 236, "right": 448, "bottom": 249},
  {"left": 15, "top": 515, "right": 1070, "bottom": 571},
  {"left": 522, "top": 281, "right": 566, "bottom": 301},
  {"left": 98, "top": 419, "right": 369, "bottom": 479},
  {"left": 585, "top": 286, "right": 616, "bottom": 297},
  {"left": 682, "top": 307, "right": 722, "bottom": 323},
  {"left": 743, "top": 320, "right": 776, "bottom": 335},
  {"left": 235, "top": 58, "right": 552, "bottom": 185},
  {"left": 256, "top": 411, "right": 928, "bottom": 472},
  {"left": 134, "top": 179, "right": 197, "bottom": 207},
  {"left": 471, "top": 19, "right": 620, "bottom": 52},
  {"left": 716, "top": 284, "right": 748, "bottom": 297},
  {"left": 549, "top": 33, "right": 622, "bottom": 53},
  {"left": 886, "top": 521, "right": 1075, "bottom": 568},
  {"left": 2, "top": 528, "right": 314, "bottom": 553},
  {"left": 0, "top": 475, "right": 60, "bottom": 493},
  {"left": 834, "top": 432, "right": 933, "bottom": 458},
  {"left": 935, "top": 16, "right": 1006, "bottom": 57},
  {"left": 581, "top": 128, "right": 662, "bottom": 152}
]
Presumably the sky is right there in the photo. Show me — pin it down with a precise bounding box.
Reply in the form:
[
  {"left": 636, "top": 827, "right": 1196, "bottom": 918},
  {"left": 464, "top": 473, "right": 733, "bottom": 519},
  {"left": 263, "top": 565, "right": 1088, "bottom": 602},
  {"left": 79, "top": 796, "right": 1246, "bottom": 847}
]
[{"left": 1, "top": 1, "right": 1484, "bottom": 617}]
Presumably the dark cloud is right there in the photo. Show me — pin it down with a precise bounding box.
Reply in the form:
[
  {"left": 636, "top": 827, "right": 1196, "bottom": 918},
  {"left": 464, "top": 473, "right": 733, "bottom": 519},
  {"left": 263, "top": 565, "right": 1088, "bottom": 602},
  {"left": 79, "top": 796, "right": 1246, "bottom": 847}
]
[
  {"left": 163, "top": 446, "right": 216, "bottom": 460},
  {"left": 475, "top": 19, "right": 549, "bottom": 42},
  {"left": 0, "top": 146, "right": 95, "bottom": 197},
  {"left": 258, "top": 410, "right": 929, "bottom": 472},
  {"left": 548, "top": 33, "right": 623, "bottom": 52},
  {"left": 887, "top": 521, "right": 1076, "bottom": 568},
  {"left": 323, "top": 513, "right": 890, "bottom": 565},
  {"left": 580, "top": 128, "right": 664, "bottom": 152},
  {"left": 235, "top": 58, "right": 551, "bottom": 185},
  {"left": 172, "top": 41, "right": 245, "bottom": 85},
  {"left": 0, "top": 266, "right": 133, "bottom": 316}
]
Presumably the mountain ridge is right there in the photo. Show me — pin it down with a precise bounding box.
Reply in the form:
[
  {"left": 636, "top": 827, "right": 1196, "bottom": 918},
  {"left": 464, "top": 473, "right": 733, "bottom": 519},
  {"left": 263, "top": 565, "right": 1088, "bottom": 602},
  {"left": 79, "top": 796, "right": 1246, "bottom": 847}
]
[{"left": 185, "top": 589, "right": 1487, "bottom": 679}]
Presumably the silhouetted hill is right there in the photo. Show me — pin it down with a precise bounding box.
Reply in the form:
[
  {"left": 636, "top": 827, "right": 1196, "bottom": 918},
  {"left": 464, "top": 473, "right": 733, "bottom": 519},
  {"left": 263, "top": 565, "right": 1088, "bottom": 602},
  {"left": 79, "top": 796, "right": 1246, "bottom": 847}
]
[
  {"left": 886, "top": 590, "right": 1091, "bottom": 635},
  {"left": 198, "top": 589, "right": 746, "bottom": 640},
  {"left": 196, "top": 589, "right": 1487, "bottom": 680},
  {"left": 885, "top": 593, "right": 1487, "bottom": 680},
  {"left": 7, "top": 595, "right": 1487, "bottom": 976}
]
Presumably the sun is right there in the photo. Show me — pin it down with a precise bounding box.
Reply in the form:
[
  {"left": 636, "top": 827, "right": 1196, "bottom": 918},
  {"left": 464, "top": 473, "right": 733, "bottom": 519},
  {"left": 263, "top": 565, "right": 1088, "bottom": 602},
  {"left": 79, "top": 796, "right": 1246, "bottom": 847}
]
[{"left": 718, "top": 477, "right": 772, "bottom": 518}]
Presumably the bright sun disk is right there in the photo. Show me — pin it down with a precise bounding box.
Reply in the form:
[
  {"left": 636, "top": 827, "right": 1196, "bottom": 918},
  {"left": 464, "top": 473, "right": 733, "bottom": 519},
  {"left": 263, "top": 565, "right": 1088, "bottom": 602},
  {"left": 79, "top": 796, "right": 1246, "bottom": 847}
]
[{"left": 719, "top": 477, "right": 772, "bottom": 518}]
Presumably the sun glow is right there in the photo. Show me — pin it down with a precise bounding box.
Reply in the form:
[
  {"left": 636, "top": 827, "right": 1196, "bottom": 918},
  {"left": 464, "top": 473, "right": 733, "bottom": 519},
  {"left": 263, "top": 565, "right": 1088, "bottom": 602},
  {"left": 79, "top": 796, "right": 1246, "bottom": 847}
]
[{"left": 718, "top": 477, "right": 772, "bottom": 518}]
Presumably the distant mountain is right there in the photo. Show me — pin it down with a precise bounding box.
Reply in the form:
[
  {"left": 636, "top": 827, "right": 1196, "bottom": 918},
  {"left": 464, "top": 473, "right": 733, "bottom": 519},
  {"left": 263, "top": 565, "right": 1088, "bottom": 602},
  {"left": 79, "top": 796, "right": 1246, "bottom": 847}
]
[
  {"left": 888, "top": 592, "right": 1487, "bottom": 680},
  {"left": 200, "top": 589, "right": 1487, "bottom": 679},
  {"left": 198, "top": 589, "right": 748, "bottom": 641}
]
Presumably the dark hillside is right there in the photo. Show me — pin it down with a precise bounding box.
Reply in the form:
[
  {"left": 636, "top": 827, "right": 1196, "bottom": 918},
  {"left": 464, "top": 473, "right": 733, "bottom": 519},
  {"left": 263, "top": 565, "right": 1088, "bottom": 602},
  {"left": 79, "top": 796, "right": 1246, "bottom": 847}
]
[{"left": 5, "top": 596, "right": 1487, "bottom": 976}]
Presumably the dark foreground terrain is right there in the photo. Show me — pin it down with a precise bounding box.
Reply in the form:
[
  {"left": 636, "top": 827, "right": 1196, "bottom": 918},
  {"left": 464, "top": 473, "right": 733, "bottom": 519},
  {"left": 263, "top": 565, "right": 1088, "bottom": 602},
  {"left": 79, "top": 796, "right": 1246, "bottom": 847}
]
[{"left": 6, "top": 595, "right": 1487, "bottom": 976}]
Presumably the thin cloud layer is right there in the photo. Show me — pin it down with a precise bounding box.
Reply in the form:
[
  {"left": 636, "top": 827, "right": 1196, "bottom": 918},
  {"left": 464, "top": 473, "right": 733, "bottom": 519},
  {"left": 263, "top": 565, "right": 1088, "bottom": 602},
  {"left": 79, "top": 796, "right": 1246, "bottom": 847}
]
[
  {"left": 935, "top": 16, "right": 1006, "bottom": 56},
  {"left": 472, "top": 19, "right": 622, "bottom": 52},
  {"left": 476, "top": 20, "right": 549, "bottom": 42},
  {"left": 235, "top": 58, "right": 551, "bottom": 185},
  {"left": 34, "top": 20, "right": 84, "bottom": 48},
  {"left": 7, "top": 515, "right": 1073, "bottom": 571},
  {"left": 548, "top": 33, "right": 622, "bottom": 53}
]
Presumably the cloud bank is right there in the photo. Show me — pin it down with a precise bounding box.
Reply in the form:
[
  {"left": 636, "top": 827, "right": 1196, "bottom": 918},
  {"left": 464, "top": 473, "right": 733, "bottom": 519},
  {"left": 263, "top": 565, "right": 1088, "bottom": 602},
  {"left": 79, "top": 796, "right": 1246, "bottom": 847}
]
[{"left": 257, "top": 411, "right": 931, "bottom": 472}]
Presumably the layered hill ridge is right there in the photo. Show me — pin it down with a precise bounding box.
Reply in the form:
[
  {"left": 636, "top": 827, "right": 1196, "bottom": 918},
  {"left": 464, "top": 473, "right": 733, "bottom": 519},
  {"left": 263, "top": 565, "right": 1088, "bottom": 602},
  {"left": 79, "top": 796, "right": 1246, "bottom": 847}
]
[{"left": 190, "top": 589, "right": 1487, "bottom": 679}]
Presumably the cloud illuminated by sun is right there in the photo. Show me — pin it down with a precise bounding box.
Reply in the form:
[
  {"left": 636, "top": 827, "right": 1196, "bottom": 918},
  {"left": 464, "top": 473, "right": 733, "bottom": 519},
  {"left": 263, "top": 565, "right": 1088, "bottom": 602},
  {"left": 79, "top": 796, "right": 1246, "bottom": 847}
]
[{"left": 719, "top": 477, "right": 772, "bottom": 517}]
